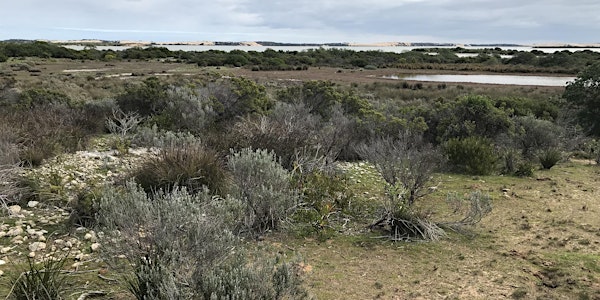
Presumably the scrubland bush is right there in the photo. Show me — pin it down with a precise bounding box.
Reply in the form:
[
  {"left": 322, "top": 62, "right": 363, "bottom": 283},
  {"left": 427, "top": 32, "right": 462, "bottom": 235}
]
[
  {"left": 513, "top": 116, "right": 563, "bottom": 158},
  {"left": 228, "top": 103, "right": 321, "bottom": 168},
  {"left": 356, "top": 131, "right": 444, "bottom": 241},
  {"left": 98, "top": 182, "right": 307, "bottom": 299},
  {"left": 297, "top": 174, "right": 354, "bottom": 237},
  {"left": 228, "top": 148, "right": 299, "bottom": 235},
  {"left": 538, "top": 148, "right": 563, "bottom": 169},
  {"left": 132, "top": 140, "right": 228, "bottom": 195},
  {"left": 444, "top": 136, "right": 497, "bottom": 175},
  {"left": 132, "top": 124, "right": 197, "bottom": 148}
]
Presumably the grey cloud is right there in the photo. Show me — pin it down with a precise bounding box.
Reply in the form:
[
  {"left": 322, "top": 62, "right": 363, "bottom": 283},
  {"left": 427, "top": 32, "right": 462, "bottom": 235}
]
[{"left": 1, "top": 0, "right": 599, "bottom": 43}]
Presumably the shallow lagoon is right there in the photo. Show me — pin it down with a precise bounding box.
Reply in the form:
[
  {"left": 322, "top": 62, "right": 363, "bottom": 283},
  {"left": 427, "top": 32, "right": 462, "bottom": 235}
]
[{"left": 382, "top": 74, "right": 576, "bottom": 86}]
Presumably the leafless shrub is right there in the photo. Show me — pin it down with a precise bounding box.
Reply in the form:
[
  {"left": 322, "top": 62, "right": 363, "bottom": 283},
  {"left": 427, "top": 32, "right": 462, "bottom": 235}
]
[
  {"left": 105, "top": 108, "right": 143, "bottom": 137},
  {"left": 443, "top": 190, "right": 493, "bottom": 230},
  {"left": 356, "top": 131, "right": 442, "bottom": 207},
  {"left": 356, "top": 130, "right": 445, "bottom": 241}
]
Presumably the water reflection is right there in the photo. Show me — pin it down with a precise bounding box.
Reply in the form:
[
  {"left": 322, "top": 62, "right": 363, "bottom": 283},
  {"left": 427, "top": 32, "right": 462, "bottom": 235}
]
[{"left": 383, "top": 74, "right": 575, "bottom": 87}]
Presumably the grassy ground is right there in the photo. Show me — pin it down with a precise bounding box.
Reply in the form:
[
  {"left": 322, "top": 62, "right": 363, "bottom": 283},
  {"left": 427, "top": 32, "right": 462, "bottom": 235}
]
[{"left": 280, "top": 160, "right": 600, "bottom": 299}]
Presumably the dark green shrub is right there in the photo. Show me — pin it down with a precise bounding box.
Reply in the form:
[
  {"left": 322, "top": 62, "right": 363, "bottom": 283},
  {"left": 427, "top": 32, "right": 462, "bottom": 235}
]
[
  {"left": 292, "top": 170, "right": 355, "bottom": 237},
  {"left": 132, "top": 141, "right": 228, "bottom": 195},
  {"left": 116, "top": 77, "right": 167, "bottom": 117},
  {"left": 538, "top": 148, "right": 562, "bottom": 169},
  {"left": 68, "top": 188, "right": 102, "bottom": 227},
  {"left": 515, "top": 161, "right": 536, "bottom": 177},
  {"left": 444, "top": 136, "right": 497, "bottom": 175}
]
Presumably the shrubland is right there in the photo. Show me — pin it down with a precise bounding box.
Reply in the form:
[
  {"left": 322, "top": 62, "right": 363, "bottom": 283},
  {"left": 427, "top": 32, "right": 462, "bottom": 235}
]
[{"left": 1, "top": 48, "right": 599, "bottom": 299}]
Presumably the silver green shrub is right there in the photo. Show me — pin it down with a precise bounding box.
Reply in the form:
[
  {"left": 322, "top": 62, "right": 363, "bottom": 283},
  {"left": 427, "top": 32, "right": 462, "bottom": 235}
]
[{"left": 227, "top": 148, "right": 299, "bottom": 234}]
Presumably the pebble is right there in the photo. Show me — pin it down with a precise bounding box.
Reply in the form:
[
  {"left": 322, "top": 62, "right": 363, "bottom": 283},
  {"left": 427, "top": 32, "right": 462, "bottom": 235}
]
[
  {"left": 0, "top": 259, "right": 5, "bottom": 265},
  {"left": 8, "top": 227, "right": 23, "bottom": 237},
  {"left": 91, "top": 243, "right": 100, "bottom": 252},
  {"left": 54, "top": 239, "right": 64, "bottom": 245},
  {"left": 29, "top": 242, "right": 46, "bottom": 252},
  {"left": 0, "top": 270, "right": 3, "bottom": 276},
  {"left": 0, "top": 231, "right": 6, "bottom": 238},
  {"left": 37, "top": 235, "right": 46, "bottom": 241},
  {"left": 27, "top": 201, "right": 39, "bottom": 208},
  {"left": 8, "top": 205, "right": 21, "bottom": 215},
  {"left": 84, "top": 233, "right": 93, "bottom": 240},
  {"left": 28, "top": 252, "right": 36, "bottom": 258},
  {"left": 0, "top": 247, "right": 11, "bottom": 254}
]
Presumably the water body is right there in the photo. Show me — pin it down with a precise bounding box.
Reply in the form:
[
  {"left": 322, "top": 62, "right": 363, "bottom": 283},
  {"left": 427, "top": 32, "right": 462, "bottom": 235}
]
[
  {"left": 63, "top": 45, "right": 600, "bottom": 54},
  {"left": 382, "top": 74, "right": 576, "bottom": 87}
]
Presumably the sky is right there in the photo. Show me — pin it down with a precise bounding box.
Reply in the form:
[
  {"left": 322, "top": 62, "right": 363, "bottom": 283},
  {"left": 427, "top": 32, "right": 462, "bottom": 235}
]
[{"left": 2, "top": 0, "right": 600, "bottom": 44}]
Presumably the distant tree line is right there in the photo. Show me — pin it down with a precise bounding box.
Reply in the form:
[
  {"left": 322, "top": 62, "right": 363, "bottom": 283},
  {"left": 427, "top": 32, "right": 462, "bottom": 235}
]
[{"left": 1, "top": 41, "right": 599, "bottom": 73}]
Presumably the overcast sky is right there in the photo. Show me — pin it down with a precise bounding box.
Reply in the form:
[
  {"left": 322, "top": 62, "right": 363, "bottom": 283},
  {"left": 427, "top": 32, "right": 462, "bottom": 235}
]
[{"left": 2, "top": 0, "right": 599, "bottom": 44}]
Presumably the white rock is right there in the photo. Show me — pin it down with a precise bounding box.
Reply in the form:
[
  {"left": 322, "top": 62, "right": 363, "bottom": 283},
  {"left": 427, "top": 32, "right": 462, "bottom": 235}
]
[
  {"left": 75, "top": 253, "right": 85, "bottom": 261},
  {"left": 84, "top": 233, "right": 93, "bottom": 240},
  {"left": 0, "top": 259, "right": 5, "bottom": 265},
  {"left": 0, "top": 247, "right": 11, "bottom": 254},
  {"left": 0, "top": 231, "right": 6, "bottom": 238},
  {"left": 37, "top": 235, "right": 46, "bottom": 241},
  {"left": 26, "top": 228, "right": 37, "bottom": 235},
  {"left": 12, "top": 239, "right": 23, "bottom": 245},
  {"left": 90, "top": 243, "right": 100, "bottom": 252},
  {"left": 8, "top": 205, "right": 21, "bottom": 215},
  {"left": 8, "top": 227, "right": 23, "bottom": 237},
  {"left": 28, "top": 252, "right": 36, "bottom": 258},
  {"left": 29, "top": 242, "right": 46, "bottom": 252},
  {"left": 71, "top": 262, "right": 81, "bottom": 269},
  {"left": 64, "top": 241, "right": 72, "bottom": 248},
  {"left": 0, "top": 270, "right": 3, "bottom": 276},
  {"left": 27, "top": 201, "right": 39, "bottom": 208}
]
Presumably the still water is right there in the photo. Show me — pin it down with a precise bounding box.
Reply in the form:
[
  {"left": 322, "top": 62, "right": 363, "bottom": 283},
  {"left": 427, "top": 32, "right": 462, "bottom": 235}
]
[{"left": 382, "top": 74, "right": 576, "bottom": 87}]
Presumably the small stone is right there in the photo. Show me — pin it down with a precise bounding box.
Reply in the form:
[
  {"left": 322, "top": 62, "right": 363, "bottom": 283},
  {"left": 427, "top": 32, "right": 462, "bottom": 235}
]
[
  {"left": 27, "top": 201, "right": 39, "bottom": 208},
  {"left": 75, "top": 253, "right": 85, "bottom": 261},
  {"left": 0, "top": 231, "right": 6, "bottom": 238},
  {"left": 12, "top": 239, "right": 23, "bottom": 245},
  {"left": 0, "top": 247, "right": 11, "bottom": 254},
  {"left": 26, "top": 228, "right": 37, "bottom": 235},
  {"left": 71, "top": 262, "right": 81, "bottom": 269},
  {"left": 54, "top": 239, "right": 64, "bottom": 245},
  {"left": 84, "top": 233, "right": 93, "bottom": 240},
  {"left": 8, "top": 227, "right": 23, "bottom": 237},
  {"left": 117, "top": 254, "right": 127, "bottom": 259},
  {"left": 8, "top": 205, "right": 21, "bottom": 215},
  {"left": 0, "top": 259, "right": 5, "bottom": 265},
  {"left": 28, "top": 252, "right": 36, "bottom": 258},
  {"left": 0, "top": 270, "right": 3, "bottom": 276},
  {"left": 29, "top": 242, "right": 46, "bottom": 252},
  {"left": 90, "top": 243, "right": 100, "bottom": 252},
  {"left": 37, "top": 235, "right": 46, "bottom": 241},
  {"left": 64, "top": 241, "right": 72, "bottom": 248}
]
